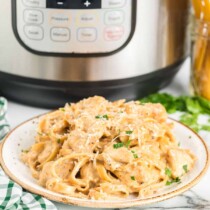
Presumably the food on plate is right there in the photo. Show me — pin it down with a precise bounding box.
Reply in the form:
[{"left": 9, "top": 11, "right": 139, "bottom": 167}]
[{"left": 21, "top": 96, "right": 196, "bottom": 200}]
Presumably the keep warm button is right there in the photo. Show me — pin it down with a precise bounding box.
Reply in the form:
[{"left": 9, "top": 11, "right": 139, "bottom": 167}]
[
  {"left": 105, "top": 26, "right": 124, "bottom": 41},
  {"left": 51, "top": 27, "right": 70, "bottom": 42}
]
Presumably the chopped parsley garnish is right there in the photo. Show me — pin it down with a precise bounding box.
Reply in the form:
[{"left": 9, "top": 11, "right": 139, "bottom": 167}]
[
  {"left": 133, "top": 154, "right": 139, "bottom": 159},
  {"left": 174, "top": 177, "right": 181, "bottom": 182},
  {"left": 164, "top": 167, "right": 181, "bottom": 186},
  {"left": 113, "top": 140, "right": 131, "bottom": 149},
  {"left": 21, "top": 149, "right": 29, "bottom": 153},
  {"left": 166, "top": 177, "right": 181, "bottom": 186},
  {"left": 60, "top": 108, "right": 65, "bottom": 112},
  {"left": 57, "top": 139, "right": 61, "bottom": 144},
  {"left": 178, "top": 142, "right": 181, "bottom": 147},
  {"left": 183, "top": 165, "right": 188, "bottom": 173},
  {"left": 126, "top": 130, "right": 133, "bottom": 135},
  {"left": 103, "top": 115, "right": 109, "bottom": 120},
  {"left": 131, "top": 150, "right": 139, "bottom": 159},
  {"left": 131, "top": 176, "right": 135, "bottom": 181},
  {"left": 95, "top": 115, "right": 109, "bottom": 120},
  {"left": 165, "top": 168, "right": 172, "bottom": 177},
  {"left": 113, "top": 142, "right": 124, "bottom": 149}
]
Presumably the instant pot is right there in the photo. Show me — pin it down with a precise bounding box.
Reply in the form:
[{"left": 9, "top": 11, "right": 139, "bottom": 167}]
[{"left": 0, "top": 0, "right": 190, "bottom": 108}]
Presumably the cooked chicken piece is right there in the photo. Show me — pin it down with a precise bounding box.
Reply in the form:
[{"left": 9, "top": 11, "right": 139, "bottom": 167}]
[
  {"left": 100, "top": 143, "right": 133, "bottom": 171},
  {"left": 39, "top": 161, "right": 54, "bottom": 186},
  {"left": 70, "top": 96, "right": 109, "bottom": 117},
  {"left": 140, "top": 103, "right": 168, "bottom": 123},
  {"left": 158, "top": 131, "right": 178, "bottom": 152},
  {"left": 72, "top": 114, "right": 96, "bottom": 132},
  {"left": 104, "top": 143, "right": 133, "bottom": 163},
  {"left": 37, "top": 141, "right": 53, "bottom": 163},
  {"left": 54, "top": 159, "right": 74, "bottom": 180},
  {"left": 115, "top": 161, "right": 161, "bottom": 192},
  {"left": 101, "top": 153, "right": 123, "bottom": 171},
  {"left": 94, "top": 137, "right": 112, "bottom": 153},
  {"left": 66, "top": 130, "right": 99, "bottom": 153},
  {"left": 166, "top": 148, "right": 196, "bottom": 178}
]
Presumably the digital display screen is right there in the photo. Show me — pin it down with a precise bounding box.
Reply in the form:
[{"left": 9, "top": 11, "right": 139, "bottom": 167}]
[{"left": 47, "top": 0, "right": 101, "bottom": 9}]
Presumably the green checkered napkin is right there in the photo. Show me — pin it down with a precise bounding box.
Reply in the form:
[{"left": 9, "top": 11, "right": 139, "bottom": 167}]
[
  {"left": 0, "top": 97, "right": 10, "bottom": 140},
  {"left": 0, "top": 97, "right": 57, "bottom": 210},
  {"left": 0, "top": 169, "right": 57, "bottom": 210}
]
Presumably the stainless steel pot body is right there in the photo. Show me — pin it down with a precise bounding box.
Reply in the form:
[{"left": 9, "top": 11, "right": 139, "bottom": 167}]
[{"left": 0, "top": 0, "right": 190, "bottom": 82}]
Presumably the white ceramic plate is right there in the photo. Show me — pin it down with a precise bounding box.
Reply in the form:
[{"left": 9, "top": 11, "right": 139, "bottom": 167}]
[{"left": 0, "top": 115, "right": 209, "bottom": 208}]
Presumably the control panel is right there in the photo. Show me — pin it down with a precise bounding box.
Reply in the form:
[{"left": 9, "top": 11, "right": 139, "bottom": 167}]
[{"left": 13, "top": 0, "right": 134, "bottom": 54}]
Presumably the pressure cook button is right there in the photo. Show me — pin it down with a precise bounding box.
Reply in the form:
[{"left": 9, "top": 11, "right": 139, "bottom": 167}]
[
  {"left": 49, "top": 13, "right": 70, "bottom": 26},
  {"left": 78, "top": 28, "right": 97, "bottom": 42},
  {"left": 51, "top": 27, "right": 70, "bottom": 42},
  {"left": 105, "top": 26, "right": 124, "bottom": 41},
  {"left": 102, "top": 0, "right": 126, "bottom": 8},
  {"left": 24, "top": 25, "right": 44, "bottom": 40},
  {"left": 105, "top": 11, "right": 124, "bottom": 25},
  {"left": 22, "top": 0, "right": 46, "bottom": 8},
  {"left": 24, "top": 10, "right": 43, "bottom": 25}
]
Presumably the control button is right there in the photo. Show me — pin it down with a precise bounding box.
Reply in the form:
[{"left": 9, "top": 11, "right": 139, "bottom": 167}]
[
  {"left": 22, "top": 0, "right": 46, "bottom": 8},
  {"left": 78, "top": 28, "right": 97, "bottom": 42},
  {"left": 47, "top": 0, "right": 69, "bottom": 9},
  {"left": 84, "top": 0, "right": 91, "bottom": 7},
  {"left": 77, "top": 13, "right": 98, "bottom": 26},
  {"left": 24, "top": 10, "right": 43, "bottom": 25},
  {"left": 49, "top": 12, "right": 70, "bottom": 26},
  {"left": 24, "top": 25, "right": 44, "bottom": 40},
  {"left": 105, "top": 26, "right": 124, "bottom": 41},
  {"left": 102, "top": 0, "right": 126, "bottom": 8},
  {"left": 47, "top": 0, "right": 101, "bottom": 9},
  {"left": 51, "top": 27, "right": 70, "bottom": 42},
  {"left": 105, "top": 11, "right": 124, "bottom": 25}
]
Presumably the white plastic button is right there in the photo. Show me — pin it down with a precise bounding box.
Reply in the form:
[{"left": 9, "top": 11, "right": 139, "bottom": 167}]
[
  {"left": 22, "top": 0, "right": 46, "bottom": 8},
  {"left": 49, "top": 13, "right": 71, "bottom": 26},
  {"left": 77, "top": 13, "right": 98, "bottom": 26},
  {"left": 51, "top": 27, "right": 70, "bottom": 42},
  {"left": 24, "top": 10, "right": 43, "bottom": 25},
  {"left": 78, "top": 28, "right": 97, "bottom": 42},
  {"left": 104, "top": 26, "right": 124, "bottom": 41},
  {"left": 102, "top": 0, "right": 126, "bottom": 8},
  {"left": 105, "top": 11, "right": 124, "bottom": 25},
  {"left": 24, "top": 25, "right": 44, "bottom": 40}
]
